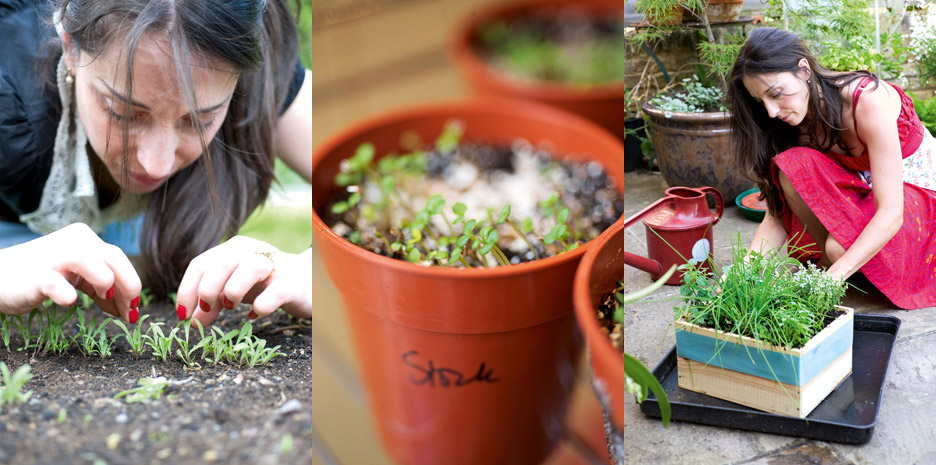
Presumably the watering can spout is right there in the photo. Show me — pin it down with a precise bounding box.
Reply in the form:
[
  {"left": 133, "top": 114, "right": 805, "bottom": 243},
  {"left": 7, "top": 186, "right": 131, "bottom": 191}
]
[{"left": 612, "top": 186, "right": 724, "bottom": 285}]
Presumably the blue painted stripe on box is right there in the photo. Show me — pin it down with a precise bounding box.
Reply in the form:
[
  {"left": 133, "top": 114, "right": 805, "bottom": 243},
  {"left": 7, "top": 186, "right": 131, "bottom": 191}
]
[
  {"left": 676, "top": 330, "right": 800, "bottom": 384},
  {"left": 675, "top": 318, "right": 853, "bottom": 386},
  {"left": 799, "top": 317, "right": 853, "bottom": 383}
]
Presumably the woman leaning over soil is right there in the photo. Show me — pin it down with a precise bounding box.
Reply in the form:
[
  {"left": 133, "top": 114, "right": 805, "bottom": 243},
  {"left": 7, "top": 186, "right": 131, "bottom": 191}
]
[
  {"left": 728, "top": 28, "right": 936, "bottom": 309},
  {"left": 0, "top": 0, "right": 313, "bottom": 324}
]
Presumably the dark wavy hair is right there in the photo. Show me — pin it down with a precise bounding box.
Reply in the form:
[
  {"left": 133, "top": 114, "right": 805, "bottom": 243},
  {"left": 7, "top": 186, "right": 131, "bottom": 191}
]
[
  {"left": 727, "top": 27, "right": 876, "bottom": 216},
  {"left": 47, "top": 0, "right": 299, "bottom": 296}
]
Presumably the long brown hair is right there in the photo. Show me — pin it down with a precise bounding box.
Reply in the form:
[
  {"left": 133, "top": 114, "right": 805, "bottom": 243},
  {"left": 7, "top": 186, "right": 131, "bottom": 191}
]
[
  {"left": 726, "top": 28, "right": 876, "bottom": 215},
  {"left": 49, "top": 0, "right": 299, "bottom": 296}
]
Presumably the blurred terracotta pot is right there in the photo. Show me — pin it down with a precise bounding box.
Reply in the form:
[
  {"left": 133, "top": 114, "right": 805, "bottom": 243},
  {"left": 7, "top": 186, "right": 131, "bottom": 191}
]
[
  {"left": 311, "top": 98, "right": 626, "bottom": 465},
  {"left": 450, "top": 0, "right": 646, "bottom": 170}
]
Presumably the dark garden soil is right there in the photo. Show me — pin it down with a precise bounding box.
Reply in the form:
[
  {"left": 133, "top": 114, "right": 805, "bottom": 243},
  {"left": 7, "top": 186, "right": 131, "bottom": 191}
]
[{"left": 0, "top": 301, "right": 312, "bottom": 465}]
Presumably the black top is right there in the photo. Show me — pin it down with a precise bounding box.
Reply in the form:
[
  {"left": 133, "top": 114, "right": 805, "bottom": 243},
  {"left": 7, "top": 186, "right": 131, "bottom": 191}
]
[{"left": 0, "top": 0, "right": 306, "bottom": 223}]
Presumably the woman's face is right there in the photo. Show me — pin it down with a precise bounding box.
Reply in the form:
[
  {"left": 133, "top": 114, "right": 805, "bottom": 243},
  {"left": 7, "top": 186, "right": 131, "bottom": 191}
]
[
  {"left": 741, "top": 66, "right": 810, "bottom": 127},
  {"left": 70, "top": 33, "right": 238, "bottom": 195}
]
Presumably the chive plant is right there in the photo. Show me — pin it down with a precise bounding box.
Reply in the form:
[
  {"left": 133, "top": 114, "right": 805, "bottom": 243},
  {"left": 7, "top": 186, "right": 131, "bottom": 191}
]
[{"left": 672, "top": 236, "right": 849, "bottom": 349}]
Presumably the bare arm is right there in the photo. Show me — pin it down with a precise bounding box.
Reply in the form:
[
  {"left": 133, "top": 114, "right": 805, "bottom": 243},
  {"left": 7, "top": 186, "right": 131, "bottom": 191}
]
[
  {"left": 275, "top": 69, "right": 313, "bottom": 183},
  {"left": 826, "top": 83, "right": 904, "bottom": 280},
  {"left": 749, "top": 211, "right": 788, "bottom": 256}
]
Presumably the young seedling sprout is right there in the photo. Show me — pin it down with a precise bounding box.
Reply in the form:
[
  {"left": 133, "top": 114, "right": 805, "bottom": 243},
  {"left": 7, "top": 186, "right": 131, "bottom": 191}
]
[
  {"left": 114, "top": 376, "right": 169, "bottom": 403},
  {"left": 113, "top": 314, "right": 150, "bottom": 357},
  {"left": 0, "top": 362, "right": 33, "bottom": 411}
]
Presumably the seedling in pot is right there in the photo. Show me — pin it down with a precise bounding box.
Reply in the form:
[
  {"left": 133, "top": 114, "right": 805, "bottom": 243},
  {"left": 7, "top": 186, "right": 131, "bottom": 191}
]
[
  {"left": 0, "top": 362, "right": 32, "bottom": 411},
  {"left": 327, "top": 121, "right": 619, "bottom": 268}
]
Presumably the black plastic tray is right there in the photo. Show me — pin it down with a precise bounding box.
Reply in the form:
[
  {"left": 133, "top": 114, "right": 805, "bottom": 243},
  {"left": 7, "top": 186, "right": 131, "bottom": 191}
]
[{"left": 639, "top": 314, "right": 901, "bottom": 444}]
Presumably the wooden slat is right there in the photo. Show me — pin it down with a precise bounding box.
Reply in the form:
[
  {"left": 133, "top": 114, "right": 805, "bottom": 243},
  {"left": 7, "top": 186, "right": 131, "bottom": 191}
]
[{"left": 676, "top": 347, "right": 853, "bottom": 418}]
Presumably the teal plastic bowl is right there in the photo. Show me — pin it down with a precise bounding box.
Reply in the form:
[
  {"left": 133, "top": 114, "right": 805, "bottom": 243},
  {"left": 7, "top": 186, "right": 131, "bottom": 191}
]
[{"left": 736, "top": 187, "right": 766, "bottom": 222}]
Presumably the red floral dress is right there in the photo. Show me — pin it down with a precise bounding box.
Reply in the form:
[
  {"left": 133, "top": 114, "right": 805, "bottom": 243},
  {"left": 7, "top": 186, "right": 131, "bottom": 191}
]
[{"left": 771, "top": 77, "right": 936, "bottom": 309}]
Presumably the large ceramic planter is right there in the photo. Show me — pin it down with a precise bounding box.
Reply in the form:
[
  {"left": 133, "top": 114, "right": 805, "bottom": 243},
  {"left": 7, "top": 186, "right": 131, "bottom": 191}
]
[
  {"left": 643, "top": 101, "right": 753, "bottom": 204},
  {"left": 450, "top": 0, "right": 643, "bottom": 169},
  {"left": 311, "top": 98, "right": 627, "bottom": 465},
  {"left": 675, "top": 307, "right": 854, "bottom": 418}
]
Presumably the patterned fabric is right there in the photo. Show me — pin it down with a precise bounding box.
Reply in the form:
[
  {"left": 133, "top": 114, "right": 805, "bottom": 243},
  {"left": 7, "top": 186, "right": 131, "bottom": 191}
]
[{"left": 771, "top": 83, "right": 936, "bottom": 309}]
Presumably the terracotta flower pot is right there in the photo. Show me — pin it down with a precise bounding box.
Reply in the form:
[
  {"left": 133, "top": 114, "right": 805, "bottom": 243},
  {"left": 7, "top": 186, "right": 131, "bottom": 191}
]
[
  {"left": 311, "top": 98, "right": 627, "bottom": 465},
  {"left": 449, "top": 0, "right": 640, "bottom": 159},
  {"left": 643, "top": 102, "right": 753, "bottom": 204}
]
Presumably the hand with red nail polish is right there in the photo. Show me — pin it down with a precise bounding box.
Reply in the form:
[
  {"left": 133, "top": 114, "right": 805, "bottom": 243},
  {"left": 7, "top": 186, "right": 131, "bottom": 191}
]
[
  {"left": 0, "top": 223, "right": 143, "bottom": 323},
  {"left": 173, "top": 236, "right": 313, "bottom": 328}
]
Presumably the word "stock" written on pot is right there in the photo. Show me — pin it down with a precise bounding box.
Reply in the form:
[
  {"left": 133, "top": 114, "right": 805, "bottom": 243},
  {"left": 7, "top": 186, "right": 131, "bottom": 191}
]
[{"left": 402, "top": 351, "right": 500, "bottom": 387}]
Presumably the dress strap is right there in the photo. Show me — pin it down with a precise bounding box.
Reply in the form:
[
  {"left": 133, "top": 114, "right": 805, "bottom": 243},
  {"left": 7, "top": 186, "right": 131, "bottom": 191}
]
[{"left": 851, "top": 76, "right": 874, "bottom": 151}]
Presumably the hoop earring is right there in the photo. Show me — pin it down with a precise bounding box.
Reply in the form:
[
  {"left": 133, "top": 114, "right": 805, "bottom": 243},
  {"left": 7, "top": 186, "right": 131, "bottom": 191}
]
[{"left": 65, "top": 67, "right": 74, "bottom": 85}]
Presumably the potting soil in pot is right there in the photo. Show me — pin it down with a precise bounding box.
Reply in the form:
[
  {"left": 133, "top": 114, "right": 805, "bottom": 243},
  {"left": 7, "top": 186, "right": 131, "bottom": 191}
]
[
  {"left": 477, "top": 11, "right": 629, "bottom": 86},
  {"left": 325, "top": 121, "right": 625, "bottom": 267}
]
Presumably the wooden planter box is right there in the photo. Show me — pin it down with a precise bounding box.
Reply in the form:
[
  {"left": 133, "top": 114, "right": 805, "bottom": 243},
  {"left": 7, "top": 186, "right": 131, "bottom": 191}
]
[{"left": 675, "top": 306, "right": 854, "bottom": 418}]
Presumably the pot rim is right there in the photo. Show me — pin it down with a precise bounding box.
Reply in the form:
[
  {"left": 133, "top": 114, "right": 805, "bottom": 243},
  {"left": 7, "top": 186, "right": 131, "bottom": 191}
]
[
  {"left": 642, "top": 100, "right": 731, "bottom": 122},
  {"left": 449, "top": 0, "right": 631, "bottom": 102},
  {"left": 311, "top": 96, "right": 627, "bottom": 280}
]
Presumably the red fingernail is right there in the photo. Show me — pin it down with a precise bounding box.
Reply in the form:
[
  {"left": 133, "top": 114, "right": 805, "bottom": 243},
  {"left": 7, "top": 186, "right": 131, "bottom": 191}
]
[
  {"left": 248, "top": 310, "right": 258, "bottom": 320},
  {"left": 105, "top": 286, "right": 114, "bottom": 299},
  {"left": 177, "top": 304, "right": 187, "bottom": 320},
  {"left": 222, "top": 297, "right": 235, "bottom": 309},
  {"left": 199, "top": 299, "right": 210, "bottom": 312},
  {"left": 129, "top": 308, "right": 139, "bottom": 324},
  {"left": 130, "top": 295, "right": 139, "bottom": 308}
]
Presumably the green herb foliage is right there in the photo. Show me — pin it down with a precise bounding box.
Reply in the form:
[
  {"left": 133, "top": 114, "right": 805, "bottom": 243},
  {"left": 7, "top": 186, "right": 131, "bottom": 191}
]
[{"left": 674, "top": 236, "right": 848, "bottom": 349}]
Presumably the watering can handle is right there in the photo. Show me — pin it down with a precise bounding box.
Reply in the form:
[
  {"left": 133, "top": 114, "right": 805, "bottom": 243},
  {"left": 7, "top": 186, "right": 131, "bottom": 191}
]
[{"left": 699, "top": 187, "right": 725, "bottom": 225}]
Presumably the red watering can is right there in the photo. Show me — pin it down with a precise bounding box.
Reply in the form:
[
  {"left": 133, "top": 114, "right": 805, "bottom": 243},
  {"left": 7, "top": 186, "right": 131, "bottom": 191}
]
[{"left": 615, "top": 186, "right": 724, "bottom": 285}]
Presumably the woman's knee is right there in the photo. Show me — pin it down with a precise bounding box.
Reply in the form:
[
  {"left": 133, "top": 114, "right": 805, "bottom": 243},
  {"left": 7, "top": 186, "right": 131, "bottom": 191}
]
[{"left": 824, "top": 235, "right": 846, "bottom": 263}]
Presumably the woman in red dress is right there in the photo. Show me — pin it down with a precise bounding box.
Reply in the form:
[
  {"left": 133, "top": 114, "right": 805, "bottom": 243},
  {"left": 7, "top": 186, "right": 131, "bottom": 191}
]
[{"left": 727, "top": 28, "right": 936, "bottom": 309}]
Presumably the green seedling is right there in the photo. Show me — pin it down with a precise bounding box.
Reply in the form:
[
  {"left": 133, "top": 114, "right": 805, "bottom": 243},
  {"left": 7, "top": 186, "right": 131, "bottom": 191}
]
[
  {"left": 0, "top": 362, "right": 33, "bottom": 410},
  {"left": 112, "top": 314, "right": 150, "bottom": 357},
  {"left": 143, "top": 322, "right": 178, "bottom": 362},
  {"left": 9, "top": 310, "right": 38, "bottom": 352},
  {"left": 0, "top": 314, "right": 10, "bottom": 351},
  {"left": 36, "top": 305, "right": 76, "bottom": 355},
  {"left": 174, "top": 320, "right": 210, "bottom": 368},
  {"left": 58, "top": 408, "right": 67, "bottom": 423},
  {"left": 78, "top": 291, "right": 94, "bottom": 311},
  {"left": 138, "top": 288, "right": 156, "bottom": 308},
  {"left": 280, "top": 433, "right": 293, "bottom": 455},
  {"left": 73, "top": 310, "right": 113, "bottom": 358},
  {"left": 229, "top": 322, "right": 284, "bottom": 367},
  {"left": 114, "top": 376, "right": 168, "bottom": 403},
  {"left": 204, "top": 326, "right": 241, "bottom": 366}
]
